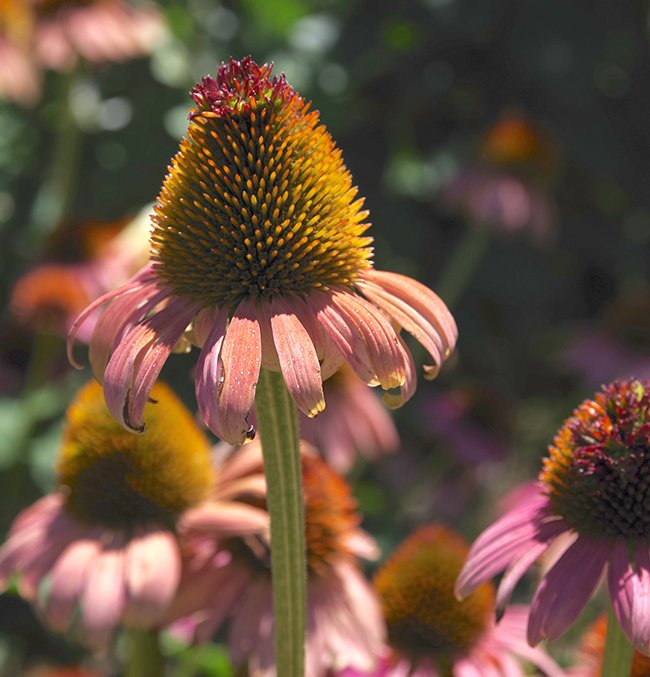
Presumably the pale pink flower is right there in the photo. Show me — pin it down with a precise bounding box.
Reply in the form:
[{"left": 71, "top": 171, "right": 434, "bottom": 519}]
[
  {"left": 33, "top": 0, "right": 165, "bottom": 71},
  {"left": 300, "top": 364, "right": 400, "bottom": 473},
  {"left": 351, "top": 524, "right": 563, "bottom": 677},
  {"left": 0, "top": 380, "right": 215, "bottom": 649},
  {"left": 442, "top": 113, "right": 556, "bottom": 242},
  {"left": 457, "top": 379, "right": 650, "bottom": 655},
  {"left": 68, "top": 58, "right": 457, "bottom": 445},
  {"left": 167, "top": 443, "right": 385, "bottom": 677}
]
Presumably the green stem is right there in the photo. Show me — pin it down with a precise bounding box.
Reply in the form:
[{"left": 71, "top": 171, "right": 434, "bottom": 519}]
[
  {"left": 254, "top": 368, "right": 306, "bottom": 677},
  {"left": 124, "top": 629, "right": 163, "bottom": 677},
  {"left": 602, "top": 605, "right": 634, "bottom": 677},
  {"left": 436, "top": 223, "right": 492, "bottom": 309}
]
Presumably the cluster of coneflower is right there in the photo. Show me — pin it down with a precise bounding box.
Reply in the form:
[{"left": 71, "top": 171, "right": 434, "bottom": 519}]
[{"left": 5, "top": 48, "right": 650, "bottom": 677}]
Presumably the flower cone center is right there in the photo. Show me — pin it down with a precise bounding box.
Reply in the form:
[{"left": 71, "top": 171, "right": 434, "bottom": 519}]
[
  {"left": 541, "top": 379, "right": 650, "bottom": 539},
  {"left": 374, "top": 525, "right": 493, "bottom": 670},
  {"left": 57, "top": 381, "right": 213, "bottom": 529},
  {"left": 150, "top": 58, "right": 373, "bottom": 308}
]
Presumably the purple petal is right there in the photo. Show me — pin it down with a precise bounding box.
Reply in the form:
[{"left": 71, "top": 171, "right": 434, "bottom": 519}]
[
  {"left": 528, "top": 536, "right": 609, "bottom": 645},
  {"left": 608, "top": 541, "right": 650, "bottom": 654}
]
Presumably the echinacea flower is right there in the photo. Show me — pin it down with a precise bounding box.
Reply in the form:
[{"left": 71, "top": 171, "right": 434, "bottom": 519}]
[
  {"left": 69, "top": 57, "right": 457, "bottom": 445},
  {"left": 0, "top": 380, "right": 215, "bottom": 649},
  {"left": 167, "top": 443, "right": 385, "bottom": 676},
  {"left": 300, "top": 364, "right": 400, "bottom": 473},
  {"left": 33, "top": 0, "right": 165, "bottom": 71},
  {"left": 456, "top": 379, "right": 650, "bottom": 654},
  {"left": 442, "top": 113, "right": 556, "bottom": 242},
  {"left": 365, "top": 524, "right": 562, "bottom": 677},
  {"left": 0, "top": 0, "right": 40, "bottom": 105}
]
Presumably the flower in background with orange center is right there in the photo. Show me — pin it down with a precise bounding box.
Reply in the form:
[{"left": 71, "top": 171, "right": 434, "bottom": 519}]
[
  {"left": 166, "top": 444, "right": 385, "bottom": 676},
  {"left": 0, "top": 380, "right": 216, "bottom": 649},
  {"left": 32, "top": 0, "right": 165, "bottom": 71},
  {"left": 442, "top": 113, "right": 557, "bottom": 242},
  {"left": 11, "top": 210, "right": 150, "bottom": 341},
  {"left": 69, "top": 57, "right": 457, "bottom": 444},
  {"left": 362, "top": 524, "right": 562, "bottom": 676},
  {"left": 457, "top": 379, "right": 650, "bottom": 655},
  {"left": 0, "top": 0, "right": 40, "bottom": 105}
]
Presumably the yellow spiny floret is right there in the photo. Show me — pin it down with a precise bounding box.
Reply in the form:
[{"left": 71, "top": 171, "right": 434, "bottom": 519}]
[
  {"left": 151, "top": 58, "right": 373, "bottom": 307},
  {"left": 374, "top": 524, "right": 493, "bottom": 669},
  {"left": 57, "top": 381, "right": 213, "bottom": 528}
]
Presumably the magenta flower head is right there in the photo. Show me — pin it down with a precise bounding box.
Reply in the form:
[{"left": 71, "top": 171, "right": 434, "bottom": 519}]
[
  {"left": 167, "top": 444, "right": 385, "bottom": 676},
  {"left": 68, "top": 57, "right": 457, "bottom": 445},
  {"left": 0, "top": 380, "right": 214, "bottom": 649},
  {"left": 456, "top": 379, "right": 650, "bottom": 654},
  {"left": 371, "top": 524, "right": 562, "bottom": 677}
]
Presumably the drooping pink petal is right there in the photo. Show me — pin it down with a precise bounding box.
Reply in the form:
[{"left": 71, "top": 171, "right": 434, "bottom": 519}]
[
  {"left": 382, "top": 334, "right": 417, "bottom": 408},
  {"left": 214, "top": 443, "right": 264, "bottom": 487},
  {"left": 607, "top": 541, "right": 650, "bottom": 654},
  {"left": 67, "top": 266, "right": 157, "bottom": 368},
  {"left": 358, "top": 269, "right": 458, "bottom": 378},
  {"left": 295, "top": 299, "right": 345, "bottom": 380},
  {"left": 493, "top": 606, "right": 565, "bottom": 677},
  {"left": 195, "top": 306, "right": 229, "bottom": 433},
  {"left": 103, "top": 296, "right": 201, "bottom": 432},
  {"left": 455, "top": 496, "right": 561, "bottom": 599},
  {"left": 495, "top": 529, "right": 567, "bottom": 619},
  {"left": 258, "top": 296, "right": 324, "bottom": 418},
  {"left": 180, "top": 501, "right": 269, "bottom": 536},
  {"left": 88, "top": 285, "right": 169, "bottom": 381},
  {"left": 314, "top": 290, "right": 405, "bottom": 390},
  {"left": 122, "top": 529, "right": 181, "bottom": 627},
  {"left": 41, "top": 534, "right": 102, "bottom": 633},
  {"left": 205, "top": 299, "right": 262, "bottom": 444},
  {"left": 528, "top": 536, "right": 609, "bottom": 645},
  {"left": 229, "top": 578, "right": 274, "bottom": 666},
  {"left": 80, "top": 538, "right": 128, "bottom": 649}
]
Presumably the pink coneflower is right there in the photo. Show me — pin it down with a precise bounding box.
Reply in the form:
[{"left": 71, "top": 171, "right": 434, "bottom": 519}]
[
  {"left": 362, "top": 524, "right": 562, "bottom": 677},
  {"left": 0, "top": 380, "right": 215, "bottom": 649},
  {"left": 0, "top": 0, "right": 40, "bottom": 105},
  {"left": 300, "top": 364, "right": 400, "bottom": 473},
  {"left": 33, "top": 0, "right": 165, "bottom": 71},
  {"left": 167, "top": 445, "right": 385, "bottom": 676},
  {"left": 456, "top": 379, "right": 650, "bottom": 654},
  {"left": 442, "top": 113, "right": 556, "bottom": 242},
  {"left": 68, "top": 57, "right": 457, "bottom": 445}
]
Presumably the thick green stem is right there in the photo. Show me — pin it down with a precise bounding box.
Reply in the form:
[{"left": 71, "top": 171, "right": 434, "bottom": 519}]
[
  {"left": 436, "top": 223, "right": 492, "bottom": 309},
  {"left": 124, "top": 629, "right": 163, "bottom": 677},
  {"left": 254, "top": 368, "right": 306, "bottom": 677},
  {"left": 602, "top": 605, "right": 634, "bottom": 677}
]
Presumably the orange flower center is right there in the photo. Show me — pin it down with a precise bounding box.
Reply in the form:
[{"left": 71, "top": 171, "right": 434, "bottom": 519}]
[
  {"left": 540, "top": 379, "right": 650, "bottom": 538},
  {"left": 57, "top": 381, "right": 213, "bottom": 529},
  {"left": 374, "top": 524, "right": 494, "bottom": 673},
  {"left": 150, "top": 57, "right": 373, "bottom": 308},
  {"left": 33, "top": 0, "right": 94, "bottom": 15}
]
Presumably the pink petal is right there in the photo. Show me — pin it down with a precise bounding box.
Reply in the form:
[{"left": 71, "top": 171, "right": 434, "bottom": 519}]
[
  {"left": 358, "top": 269, "right": 457, "bottom": 377},
  {"left": 608, "top": 541, "right": 650, "bottom": 654},
  {"left": 195, "top": 306, "right": 229, "bottom": 433},
  {"left": 382, "top": 334, "right": 417, "bottom": 408},
  {"left": 456, "top": 495, "right": 562, "bottom": 599},
  {"left": 41, "top": 535, "right": 102, "bottom": 633},
  {"left": 103, "top": 296, "right": 201, "bottom": 432},
  {"left": 229, "top": 578, "right": 274, "bottom": 666},
  {"left": 180, "top": 501, "right": 269, "bottom": 536},
  {"left": 205, "top": 299, "right": 262, "bottom": 444},
  {"left": 122, "top": 529, "right": 181, "bottom": 627},
  {"left": 67, "top": 266, "right": 156, "bottom": 368},
  {"left": 528, "top": 536, "right": 609, "bottom": 645},
  {"left": 80, "top": 538, "right": 128, "bottom": 649},
  {"left": 259, "top": 297, "right": 324, "bottom": 417}
]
